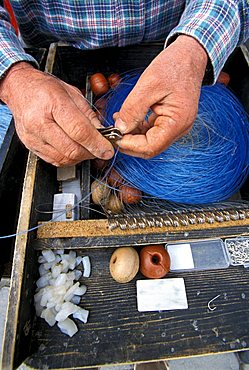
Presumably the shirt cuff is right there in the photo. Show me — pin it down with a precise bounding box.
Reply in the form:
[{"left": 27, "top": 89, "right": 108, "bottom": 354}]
[
  {"left": 0, "top": 52, "right": 39, "bottom": 80},
  {"left": 0, "top": 15, "right": 39, "bottom": 79},
  {"left": 165, "top": 0, "right": 242, "bottom": 84}
]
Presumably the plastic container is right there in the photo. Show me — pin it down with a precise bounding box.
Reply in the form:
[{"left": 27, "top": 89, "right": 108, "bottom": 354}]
[{"left": 166, "top": 239, "right": 230, "bottom": 272}]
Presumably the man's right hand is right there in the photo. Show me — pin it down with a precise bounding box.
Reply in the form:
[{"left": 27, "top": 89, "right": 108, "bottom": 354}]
[{"left": 0, "top": 62, "right": 114, "bottom": 166}]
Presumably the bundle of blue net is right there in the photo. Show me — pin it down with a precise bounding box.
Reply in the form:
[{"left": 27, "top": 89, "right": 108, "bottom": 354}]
[{"left": 103, "top": 74, "right": 249, "bottom": 204}]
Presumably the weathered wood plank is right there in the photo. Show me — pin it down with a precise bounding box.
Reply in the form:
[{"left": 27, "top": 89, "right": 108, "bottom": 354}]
[
  {"left": 22, "top": 247, "right": 249, "bottom": 369},
  {"left": 1, "top": 152, "right": 38, "bottom": 370},
  {"left": 36, "top": 217, "right": 249, "bottom": 239},
  {"left": 33, "top": 224, "right": 249, "bottom": 250},
  {"left": 4, "top": 44, "right": 249, "bottom": 370}
]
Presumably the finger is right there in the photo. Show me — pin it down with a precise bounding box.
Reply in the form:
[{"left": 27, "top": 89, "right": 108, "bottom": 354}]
[
  {"left": 31, "top": 143, "right": 80, "bottom": 167},
  {"left": 113, "top": 111, "right": 152, "bottom": 135},
  {"left": 113, "top": 112, "right": 119, "bottom": 121},
  {"left": 52, "top": 94, "right": 114, "bottom": 160},
  {"left": 147, "top": 112, "right": 158, "bottom": 126},
  {"left": 116, "top": 115, "right": 190, "bottom": 159},
  {"left": 65, "top": 83, "right": 107, "bottom": 128},
  {"left": 25, "top": 120, "right": 95, "bottom": 165},
  {"left": 16, "top": 115, "right": 96, "bottom": 165},
  {"left": 41, "top": 118, "right": 95, "bottom": 162},
  {"left": 130, "top": 120, "right": 153, "bottom": 135},
  {"left": 33, "top": 150, "right": 62, "bottom": 167},
  {"left": 62, "top": 83, "right": 102, "bottom": 128},
  {"left": 114, "top": 73, "right": 158, "bottom": 134}
]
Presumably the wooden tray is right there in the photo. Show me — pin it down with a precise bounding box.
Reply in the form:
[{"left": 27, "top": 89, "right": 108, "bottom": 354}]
[{"left": 1, "top": 43, "right": 249, "bottom": 370}]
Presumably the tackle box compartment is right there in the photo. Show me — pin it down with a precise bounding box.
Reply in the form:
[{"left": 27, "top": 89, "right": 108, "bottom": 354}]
[{"left": 1, "top": 43, "right": 249, "bottom": 369}]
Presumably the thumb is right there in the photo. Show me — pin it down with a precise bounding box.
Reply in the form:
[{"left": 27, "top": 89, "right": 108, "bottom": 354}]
[{"left": 114, "top": 77, "right": 154, "bottom": 134}]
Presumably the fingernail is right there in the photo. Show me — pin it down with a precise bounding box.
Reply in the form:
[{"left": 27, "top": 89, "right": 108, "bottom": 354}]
[
  {"left": 52, "top": 162, "right": 60, "bottom": 167},
  {"left": 102, "top": 150, "right": 114, "bottom": 160},
  {"left": 115, "top": 118, "right": 127, "bottom": 133}
]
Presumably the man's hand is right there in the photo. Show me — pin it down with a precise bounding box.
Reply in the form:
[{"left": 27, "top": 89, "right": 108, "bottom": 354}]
[
  {"left": 114, "top": 35, "right": 208, "bottom": 158},
  {"left": 0, "top": 62, "right": 114, "bottom": 166}
]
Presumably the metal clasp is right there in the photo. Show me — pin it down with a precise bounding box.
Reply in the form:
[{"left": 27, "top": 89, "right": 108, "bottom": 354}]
[{"left": 97, "top": 126, "right": 123, "bottom": 142}]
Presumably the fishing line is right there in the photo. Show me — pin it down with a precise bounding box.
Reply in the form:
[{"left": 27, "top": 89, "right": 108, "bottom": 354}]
[
  {"left": 1, "top": 70, "right": 248, "bottom": 236},
  {"left": 0, "top": 70, "right": 123, "bottom": 239},
  {"left": 102, "top": 73, "right": 249, "bottom": 204},
  {"left": 0, "top": 147, "right": 120, "bottom": 239}
]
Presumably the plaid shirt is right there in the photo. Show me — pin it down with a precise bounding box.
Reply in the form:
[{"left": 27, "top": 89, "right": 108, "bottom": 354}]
[{"left": 0, "top": 0, "right": 248, "bottom": 82}]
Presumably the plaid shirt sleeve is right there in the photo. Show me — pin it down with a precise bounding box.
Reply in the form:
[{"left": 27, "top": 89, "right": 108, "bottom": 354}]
[
  {"left": 165, "top": 0, "right": 249, "bottom": 83},
  {"left": 0, "top": 1, "right": 248, "bottom": 82},
  {"left": 0, "top": 6, "right": 38, "bottom": 79}
]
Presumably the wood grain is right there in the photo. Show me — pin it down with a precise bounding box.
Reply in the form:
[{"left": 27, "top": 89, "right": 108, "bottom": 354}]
[
  {"left": 36, "top": 218, "right": 249, "bottom": 239},
  {"left": 23, "top": 247, "right": 249, "bottom": 369},
  {"left": 3, "top": 44, "right": 249, "bottom": 370},
  {"left": 33, "top": 224, "right": 249, "bottom": 252},
  {"left": 1, "top": 152, "right": 38, "bottom": 370}
]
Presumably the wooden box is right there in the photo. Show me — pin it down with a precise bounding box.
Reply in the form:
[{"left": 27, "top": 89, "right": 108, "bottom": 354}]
[{"left": 1, "top": 43, "right": 249, "bottom": 369}]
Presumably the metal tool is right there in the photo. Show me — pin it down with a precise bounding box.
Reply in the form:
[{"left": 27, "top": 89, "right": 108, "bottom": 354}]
[{"left": 97, "top": 126, "right": 123, "bottom": 142}]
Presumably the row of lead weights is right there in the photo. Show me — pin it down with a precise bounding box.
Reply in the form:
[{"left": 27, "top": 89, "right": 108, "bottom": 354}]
[
  {"left": 119, "top": 218, "right": 130, "bottom": 230},
  {"left": 146, "top": 216, "right": 157, "bottom": 228},
  {"left": 163, "top": 212, "right": 177, "bottom": 227},
  {"left": 214, "top": 211, "right": 225, "bottom": 222},
  {"left": 186, "top": 212, "right": 197, "bottom": 224},
  {"left": 108, "top": 219, "right": 119, "bottom": 231},
  {"left": 159, "top": 215, "right": 172, "bottom": 227},
  {"left": 171, "top": 215, "right": 180, "bottom": 227},
  {"left": 229, "top": 210, "right": 240, "bottom": 221},
  {"left": 137, "top": 218, "right": 147, "bottom": 229},
  {"left": 244, "top": 209, "right": 249, "bottom": 218},
  {"left": 155, "top": 217, "right": 164, "bottom": 228},
  {"left": 179, "top": 214, "right": 190, "bottom": 226},
  {"left": 196, "top": 212, "right": 206, "bottom": 224},
  {"left": 238, "top": 209, "right": 246, "bottom": 220},
  {"left": 222, "top": 210, "right": 231, "bottom": 221},
  {"left": 205, "top": 212, "right": 215, "bottom": 224},
  {"left": 108, "top": 207, "right": 249, "bottom": 231},
  {"left": 127, "top": 217, "right": 140, "bottom": 230}
]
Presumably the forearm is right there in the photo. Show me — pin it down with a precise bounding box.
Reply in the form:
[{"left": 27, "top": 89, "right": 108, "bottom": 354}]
[
  {"left": 0, "top": 6, "right": 38, "bottom": 80},
  {"left": 165, "top": 0, "right": 249, "bottom": 83}
]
